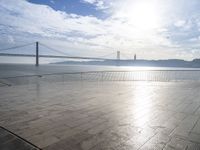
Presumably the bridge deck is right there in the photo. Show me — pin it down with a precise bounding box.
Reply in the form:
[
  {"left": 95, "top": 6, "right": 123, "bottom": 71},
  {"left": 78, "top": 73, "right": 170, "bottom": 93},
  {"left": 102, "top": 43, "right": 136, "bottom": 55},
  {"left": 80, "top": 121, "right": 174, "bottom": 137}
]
[{"left": 1, "top": 80, "right": 200, "bottom": 149}]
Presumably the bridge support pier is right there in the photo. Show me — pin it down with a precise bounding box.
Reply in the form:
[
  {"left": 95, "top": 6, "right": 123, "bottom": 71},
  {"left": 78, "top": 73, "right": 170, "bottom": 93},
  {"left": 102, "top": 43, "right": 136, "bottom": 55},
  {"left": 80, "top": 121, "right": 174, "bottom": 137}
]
[{"left": 36, "top": 41, "right": 39, "bottom": 66}]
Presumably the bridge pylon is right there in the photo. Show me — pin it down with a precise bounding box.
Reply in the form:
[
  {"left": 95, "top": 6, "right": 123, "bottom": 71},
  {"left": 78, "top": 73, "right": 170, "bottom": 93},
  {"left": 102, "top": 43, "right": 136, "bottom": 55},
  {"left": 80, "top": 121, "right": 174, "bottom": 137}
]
[
  {"left": 117, "top": 51, "right": 120, "bottom": 60},
  {"left": 36, "top": 41, "right": 39, "bottom": 66}
]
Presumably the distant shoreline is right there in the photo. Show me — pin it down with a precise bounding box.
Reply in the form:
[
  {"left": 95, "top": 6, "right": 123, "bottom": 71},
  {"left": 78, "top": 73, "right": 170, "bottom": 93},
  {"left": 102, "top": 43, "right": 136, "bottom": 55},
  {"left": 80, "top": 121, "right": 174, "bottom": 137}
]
[{"left": 53, "top": 59, "right": 200, "bottom": 68}]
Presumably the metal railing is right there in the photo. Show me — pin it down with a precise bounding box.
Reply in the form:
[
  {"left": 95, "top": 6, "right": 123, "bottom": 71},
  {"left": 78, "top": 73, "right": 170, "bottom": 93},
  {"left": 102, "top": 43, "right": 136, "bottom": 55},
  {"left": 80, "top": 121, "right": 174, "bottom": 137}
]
[{"left": 1, "top": 70, "right": 200, "bottom": 86}]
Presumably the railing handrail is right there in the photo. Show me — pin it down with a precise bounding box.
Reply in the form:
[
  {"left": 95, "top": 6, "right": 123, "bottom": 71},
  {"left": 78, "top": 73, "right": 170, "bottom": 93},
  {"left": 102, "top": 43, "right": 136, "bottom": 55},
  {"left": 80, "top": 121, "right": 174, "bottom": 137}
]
[{"left": 1, "top": 69, "right": 200, "bottom": 79}]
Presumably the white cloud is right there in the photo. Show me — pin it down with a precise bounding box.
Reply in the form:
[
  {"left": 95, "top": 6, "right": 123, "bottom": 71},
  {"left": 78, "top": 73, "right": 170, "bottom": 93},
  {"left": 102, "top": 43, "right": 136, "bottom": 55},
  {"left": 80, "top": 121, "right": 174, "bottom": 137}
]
[
  {"left": 50, "top": 0, "right": 55, "bottom": 4},
  {"left": 7, "top": 35, "right": 15, "bottom": 44},
  {"left": 81, "top": 0, "right": 111, "bottom": 10},
  {"left": 174, "top": 20, "right": 186, "bottom": 27},
  {"left": 0, "top": 0, "right": 200, "bottom": 61},
  {"left": 82, "top": 0, "right": 96, "bottom": 4}
]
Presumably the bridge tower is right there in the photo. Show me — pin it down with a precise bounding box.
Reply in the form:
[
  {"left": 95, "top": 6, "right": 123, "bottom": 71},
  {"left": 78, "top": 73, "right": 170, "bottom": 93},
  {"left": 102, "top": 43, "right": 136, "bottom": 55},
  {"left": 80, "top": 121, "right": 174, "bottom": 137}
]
[
  {"left": 36, "top": 41, "right": 39, "bottom": 66},
  {"left": 117, "top": 51, "right": 120, "bottom": 60},
  {"left": 134, "top": 54, "right": 136, "bottom": 61}
]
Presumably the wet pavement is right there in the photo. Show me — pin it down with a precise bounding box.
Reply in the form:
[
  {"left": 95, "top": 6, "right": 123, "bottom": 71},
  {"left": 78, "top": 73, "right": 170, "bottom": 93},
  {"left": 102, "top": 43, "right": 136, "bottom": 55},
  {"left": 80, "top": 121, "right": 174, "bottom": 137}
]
[
  {"left": 0, "top": 126, "right": 39, "bottom": 150},
  {"left": 0, "top": 81, "right": 200, "bottom": 150}
]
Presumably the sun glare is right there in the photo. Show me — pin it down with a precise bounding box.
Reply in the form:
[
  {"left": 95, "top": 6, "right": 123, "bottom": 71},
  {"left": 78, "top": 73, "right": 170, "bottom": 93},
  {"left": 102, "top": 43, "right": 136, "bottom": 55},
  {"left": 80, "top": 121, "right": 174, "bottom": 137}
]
[{"left": 127, "top": 1, "right": 161, "bottom": 30}]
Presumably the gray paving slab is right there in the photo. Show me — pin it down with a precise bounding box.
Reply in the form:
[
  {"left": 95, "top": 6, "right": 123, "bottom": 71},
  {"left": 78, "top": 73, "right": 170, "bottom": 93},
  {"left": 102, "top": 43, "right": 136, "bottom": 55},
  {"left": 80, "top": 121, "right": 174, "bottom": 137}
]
[
  {"left": 1, "top": 81, "right": 200, "bottom": 150},
  {"left": 0, "top": 127, "right": 39, "bottom": 150}
]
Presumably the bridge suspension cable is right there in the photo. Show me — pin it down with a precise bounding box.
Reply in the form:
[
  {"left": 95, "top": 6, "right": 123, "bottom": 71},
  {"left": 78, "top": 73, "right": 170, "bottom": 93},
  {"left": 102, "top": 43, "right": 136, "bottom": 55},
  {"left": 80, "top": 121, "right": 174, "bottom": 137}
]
[
  {"left": 97, "top": 52, "right": 116, "bottom": 58},
  {"left": 0, "top": 41, "right": 119, "bottom": 59},
  {"left": 0, "top": 41, "right": 121, "bottom": 66},
  {"left": 121, "top": 53, "right": 131, "bottom": 59},
  {"left": 39, "top": 43, "right": 74, "bottom": 57},
  {"left": 0, "top": 42, "right": 35, "bottom": 52}
]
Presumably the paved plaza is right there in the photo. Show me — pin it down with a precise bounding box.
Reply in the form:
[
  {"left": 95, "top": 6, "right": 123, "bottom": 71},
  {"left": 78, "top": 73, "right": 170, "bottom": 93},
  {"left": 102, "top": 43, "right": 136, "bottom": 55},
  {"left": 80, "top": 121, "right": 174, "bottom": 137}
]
[{"left": 1, "top": 80, "right": 200, "bottom": 150}]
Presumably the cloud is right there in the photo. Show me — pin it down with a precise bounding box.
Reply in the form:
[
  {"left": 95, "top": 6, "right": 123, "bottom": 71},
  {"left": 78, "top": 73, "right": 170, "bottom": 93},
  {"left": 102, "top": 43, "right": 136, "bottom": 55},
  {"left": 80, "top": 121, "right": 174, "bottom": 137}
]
[
  {"left": 0, "top": 0, "right": 200, "bottom": 61},
  {"left": 50, "top": 0, "right": 55, "bottom": 4},
  {"left": 174, "top": 20, "right": 186, "bottom": 27},
  {"left": 81, "top": 0, "right": 109, "bottom": 10},
  {"left": 0, "top": 0, "right": 106, "bottom": 37}
]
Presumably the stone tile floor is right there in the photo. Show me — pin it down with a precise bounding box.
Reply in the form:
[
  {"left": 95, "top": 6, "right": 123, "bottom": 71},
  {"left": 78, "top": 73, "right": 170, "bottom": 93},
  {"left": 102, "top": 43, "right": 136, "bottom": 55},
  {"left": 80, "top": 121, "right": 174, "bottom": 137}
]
[
  {"left": 0, "top": 126, "right": 39, "bottom": 150},
  {"left": 0, "top": 81, "right": 200, "bottom": 150}
]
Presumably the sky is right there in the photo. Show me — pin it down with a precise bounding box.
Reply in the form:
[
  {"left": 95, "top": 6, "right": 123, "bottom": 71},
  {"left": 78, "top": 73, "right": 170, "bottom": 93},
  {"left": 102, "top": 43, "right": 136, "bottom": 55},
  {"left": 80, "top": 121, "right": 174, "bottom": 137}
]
[{"left": 1, "top": 0, "right": 200, "bottom": 62}]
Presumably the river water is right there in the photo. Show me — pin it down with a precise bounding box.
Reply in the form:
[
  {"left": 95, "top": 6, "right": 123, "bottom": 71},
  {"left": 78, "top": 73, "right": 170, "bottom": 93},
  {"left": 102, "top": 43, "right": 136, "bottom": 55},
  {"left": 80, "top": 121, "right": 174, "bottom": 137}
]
[{"left": 1, "top": 64, "right": 200, "bottom": 85}]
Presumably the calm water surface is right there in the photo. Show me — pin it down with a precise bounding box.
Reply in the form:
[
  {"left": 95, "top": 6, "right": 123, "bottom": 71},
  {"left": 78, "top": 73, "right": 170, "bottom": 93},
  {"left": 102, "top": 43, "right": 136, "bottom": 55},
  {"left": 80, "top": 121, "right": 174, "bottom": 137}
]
[{"left": 1, "top": 64, "right": 200, "bottom": 83}]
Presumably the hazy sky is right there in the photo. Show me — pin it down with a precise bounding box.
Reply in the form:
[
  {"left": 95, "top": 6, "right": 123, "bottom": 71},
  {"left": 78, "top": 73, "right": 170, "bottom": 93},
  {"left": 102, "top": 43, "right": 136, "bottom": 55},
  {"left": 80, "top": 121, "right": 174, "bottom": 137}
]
[{"left": 1, "top": 0, "right": 200, "bottom": 61}]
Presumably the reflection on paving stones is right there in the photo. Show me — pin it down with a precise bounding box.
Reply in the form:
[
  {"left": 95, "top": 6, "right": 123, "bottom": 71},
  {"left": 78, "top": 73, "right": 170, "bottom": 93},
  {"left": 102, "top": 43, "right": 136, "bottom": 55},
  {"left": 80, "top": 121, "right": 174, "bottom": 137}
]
[{"left": 0, "top": 81, "right": 200, "bottom": 150}]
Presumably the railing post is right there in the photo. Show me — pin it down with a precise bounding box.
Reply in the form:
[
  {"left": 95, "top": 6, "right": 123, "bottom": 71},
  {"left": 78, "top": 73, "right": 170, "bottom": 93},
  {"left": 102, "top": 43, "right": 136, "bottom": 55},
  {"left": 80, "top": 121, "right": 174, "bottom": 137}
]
[
  {"left": 81, "top": 72, "right": 83, "bottom": 81},
  {"left": 101, "top": 72, "right": 104, "bottom": 81},
  {"left": 36, "top": 41, "right": 39, "bottom": 66}
]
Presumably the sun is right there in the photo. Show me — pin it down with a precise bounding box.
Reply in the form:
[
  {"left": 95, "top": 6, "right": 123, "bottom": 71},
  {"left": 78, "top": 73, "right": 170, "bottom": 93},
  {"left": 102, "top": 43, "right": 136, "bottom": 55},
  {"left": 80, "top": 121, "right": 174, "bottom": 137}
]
[{"left": 126, "top": 1, "right": 161, "bottom": 30}]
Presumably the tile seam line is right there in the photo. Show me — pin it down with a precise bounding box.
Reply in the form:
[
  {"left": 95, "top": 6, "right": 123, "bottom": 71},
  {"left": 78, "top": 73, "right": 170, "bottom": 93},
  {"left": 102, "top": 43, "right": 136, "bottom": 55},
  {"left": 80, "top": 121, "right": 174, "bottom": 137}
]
[
  {"left": 137, "top": 132, "right": 157, "bottom": 150},
  {"left": 190, "top": 115, "right": 200, "bottom": 133},
  {"left": 0, "top": 126, "right": 42, "bottom": 150},
  {"left": 0, "top": 80, "right": 11, "bottom": 86}
]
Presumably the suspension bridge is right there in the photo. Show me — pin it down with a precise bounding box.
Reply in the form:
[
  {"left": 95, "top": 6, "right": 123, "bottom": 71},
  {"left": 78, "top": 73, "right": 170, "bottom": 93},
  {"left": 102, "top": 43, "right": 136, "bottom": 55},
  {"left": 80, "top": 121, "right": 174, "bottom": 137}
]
[{"left": 0, "top": 42, "right": 133, "bottom": 66}]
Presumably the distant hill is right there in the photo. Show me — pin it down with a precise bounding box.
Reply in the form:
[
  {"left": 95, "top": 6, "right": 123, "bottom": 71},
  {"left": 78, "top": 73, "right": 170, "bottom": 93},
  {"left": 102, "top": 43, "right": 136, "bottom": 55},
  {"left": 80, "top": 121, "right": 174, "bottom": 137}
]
[{"left": 53, "top": 59, "right": 200, "bottom": 68}]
